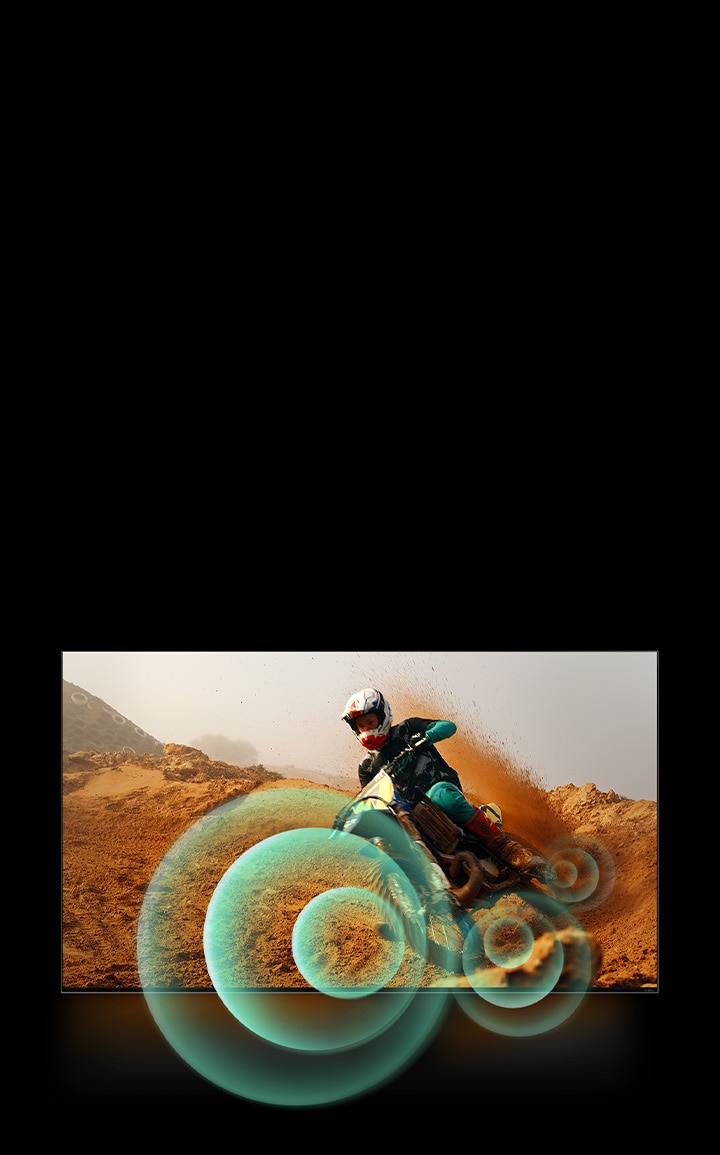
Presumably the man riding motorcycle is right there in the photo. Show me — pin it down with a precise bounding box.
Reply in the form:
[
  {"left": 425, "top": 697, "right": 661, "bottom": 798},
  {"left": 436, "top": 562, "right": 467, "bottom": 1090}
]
[{"left": 342, "top": 687, "right": 548, "bottom": 875}]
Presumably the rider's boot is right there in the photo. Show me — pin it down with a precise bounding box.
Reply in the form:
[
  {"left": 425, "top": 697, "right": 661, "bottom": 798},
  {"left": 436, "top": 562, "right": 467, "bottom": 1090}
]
[{"left": 461, "top": 806, "right": 549, "bottom": 875}]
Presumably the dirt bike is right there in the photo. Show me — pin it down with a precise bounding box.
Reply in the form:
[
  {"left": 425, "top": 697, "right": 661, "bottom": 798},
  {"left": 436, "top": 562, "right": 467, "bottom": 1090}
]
[{"left": 331, "top": 744, "right": 558, "bottom": 973}]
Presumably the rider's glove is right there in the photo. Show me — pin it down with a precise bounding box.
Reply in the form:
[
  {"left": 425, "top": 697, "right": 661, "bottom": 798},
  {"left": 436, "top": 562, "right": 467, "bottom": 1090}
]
[{"left": 409, "top": 732, "right": 428, "bottom": 749}]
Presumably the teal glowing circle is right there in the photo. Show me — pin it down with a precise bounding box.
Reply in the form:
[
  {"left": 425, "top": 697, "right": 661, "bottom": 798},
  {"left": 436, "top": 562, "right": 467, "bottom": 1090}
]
[
  {"left": 549, "top": 849, "right": 598, "bottom": 903},
  {"left": 203, "top": 827, "right": 425, "bottom": 1051},
  {"left": 483, "top": 915, "right": 535, "bottom": 968},
  {"left": 546, "top": 835, "right": 615, "bottom": 910},
  {"left": 454, "top": 983, "right": 587, "bottom": 1037},
  {"left": 463, "top": 903, "right": 563, "bottom": 1009},
  {"left": 292, "top": 887, "right": 404, "bottom": 998},
  {"left": 137, "top": 789, "right": 451, "bottom": 1105},
  {"left": 457, "top": 889, "right": 595, "bottom": 1035},
  {"left": 141, "top": 984, "right": 450, "bottom": 1107}
]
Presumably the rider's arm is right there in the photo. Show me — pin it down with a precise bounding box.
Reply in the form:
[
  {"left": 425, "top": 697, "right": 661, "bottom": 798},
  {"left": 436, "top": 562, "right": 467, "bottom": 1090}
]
[
  {"left": 406, "top": 718, "right": 457, "bottom": 745},
  {"left": 358, "top": 757, "right": 374, "bottom": 787},
  {"left": 424, "top": 720, "right": 456, "bottom": 744}
]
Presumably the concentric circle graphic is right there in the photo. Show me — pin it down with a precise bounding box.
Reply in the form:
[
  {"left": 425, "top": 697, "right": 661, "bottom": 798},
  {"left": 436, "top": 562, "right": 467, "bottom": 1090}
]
[
  {"left": 462, "top": 894, "right": 564, "bottom": 1009},
  {"left": 202, "top": 826, "right": 425, "bottom": 1052},
  {"left": 456, "top": 888, "right": 595, "bottom": 1034},
  {"left": 137, "top": 786, "right": 601, "bottom": 1103},
  {"left": 549, "top": 849, "right": 598, "bottom": 902},
  {"left": 138, "top": 788, "right": 451, "bottom": 1105},
  {"left": 545, "top": 834, "right": 616, "bottom": 911}
]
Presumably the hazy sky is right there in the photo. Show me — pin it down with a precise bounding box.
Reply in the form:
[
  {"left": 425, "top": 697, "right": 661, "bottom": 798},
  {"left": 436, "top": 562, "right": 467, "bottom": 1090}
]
[{"left": 61, "top": 651, "right": 658, "bottom": 801}]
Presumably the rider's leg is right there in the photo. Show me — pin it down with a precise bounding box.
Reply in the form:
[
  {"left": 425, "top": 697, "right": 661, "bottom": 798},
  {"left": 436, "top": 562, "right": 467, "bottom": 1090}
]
[
  {"left": 426, "top": 781, "right": 545, "bottom": 872},
  {"left": 459, "top": 804, "right": 539, "bottom": 869},
  {"left": 425, "top": 781, "right": 474, "bottom": 823}
]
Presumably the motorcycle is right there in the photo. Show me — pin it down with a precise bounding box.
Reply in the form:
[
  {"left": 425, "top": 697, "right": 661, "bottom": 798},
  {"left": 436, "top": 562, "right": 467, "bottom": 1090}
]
[{"left": 331, "top": 744, "right": 558, "bottom": 973}]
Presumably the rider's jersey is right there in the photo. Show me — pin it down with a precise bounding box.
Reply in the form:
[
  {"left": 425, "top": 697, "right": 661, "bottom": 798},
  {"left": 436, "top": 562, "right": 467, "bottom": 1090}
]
[{"left": 357, "top": 717, "right": 462, "bottom": 799}]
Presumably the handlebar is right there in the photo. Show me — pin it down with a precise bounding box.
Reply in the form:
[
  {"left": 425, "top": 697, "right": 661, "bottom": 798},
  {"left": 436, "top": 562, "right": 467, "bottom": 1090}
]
[{"left": 385, "top": 743, "right": 421, "bottom": 777}]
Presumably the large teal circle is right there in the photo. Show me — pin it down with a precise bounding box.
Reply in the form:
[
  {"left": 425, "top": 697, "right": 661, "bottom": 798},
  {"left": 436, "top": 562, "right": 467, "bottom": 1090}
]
[
  {"left": 141, "top": 985, "right": 451, "bottom": 1107},
  {"left": 203, "top": 827, "right": 424, "bottom": 1051},
  {"left": 138, "top": 789, "right": 452, "bottom": 1104}
]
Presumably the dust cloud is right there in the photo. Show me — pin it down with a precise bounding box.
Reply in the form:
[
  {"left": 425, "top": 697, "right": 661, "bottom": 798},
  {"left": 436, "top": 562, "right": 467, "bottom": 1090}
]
[{"left": 388, "top": 685, "right": 572, "bottom": 852}]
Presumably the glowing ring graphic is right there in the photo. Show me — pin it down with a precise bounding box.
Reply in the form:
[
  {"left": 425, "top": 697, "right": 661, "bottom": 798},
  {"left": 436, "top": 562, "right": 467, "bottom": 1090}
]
[
  {"left": 483, "top": 915, "right": 535, "bottom": 969},
  {"left": 292, "top": 886, "right": 405, "bottom": 998},
  {"left": 138, "top": 787, "right": 452, "bottom": 1106},
  {"left": 140, "top": 985, "right": 450, "bottom": 1107},
  {"left": 202, "top": 826, "right": 426, "bottom": 1052},
  {"left": 455, "top": 888, "right": 595, "bottom": 1035},
  {"left": 546, "top": 835, "right": 616, "bottom": 911}
]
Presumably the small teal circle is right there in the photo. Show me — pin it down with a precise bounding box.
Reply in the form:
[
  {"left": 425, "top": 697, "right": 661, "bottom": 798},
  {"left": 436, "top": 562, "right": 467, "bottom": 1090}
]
[
  {"left": 549, "top": 848, "right": 599, "bottom": 902},
  {"left": 483, "top": 916, "right": 535, "bottom": 968},
  {"left": 292, "top": 887, "right": 404, "bottom": 998},
  {"left": 546, "top": 835, "right": 615, "bottom": 910},
  {"left": 462, "top": 894, "right": 564, "bottom": 1009}
]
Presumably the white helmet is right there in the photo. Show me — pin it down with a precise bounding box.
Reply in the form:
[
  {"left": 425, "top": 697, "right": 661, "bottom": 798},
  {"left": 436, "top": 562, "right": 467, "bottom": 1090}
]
[{"left": 341, "top": 688, "right": 393, "bottom": 751}]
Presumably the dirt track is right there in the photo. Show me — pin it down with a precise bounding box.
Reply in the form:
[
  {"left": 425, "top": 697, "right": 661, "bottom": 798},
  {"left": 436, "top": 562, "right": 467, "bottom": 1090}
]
[{"left": 62, "top": 746, "right": 657, "bottom": 992}]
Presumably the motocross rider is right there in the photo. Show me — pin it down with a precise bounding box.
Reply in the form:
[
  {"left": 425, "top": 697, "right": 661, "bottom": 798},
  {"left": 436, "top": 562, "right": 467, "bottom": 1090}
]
[{"left": 342, "top": 687, "right": 547, "bottom": 874}]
